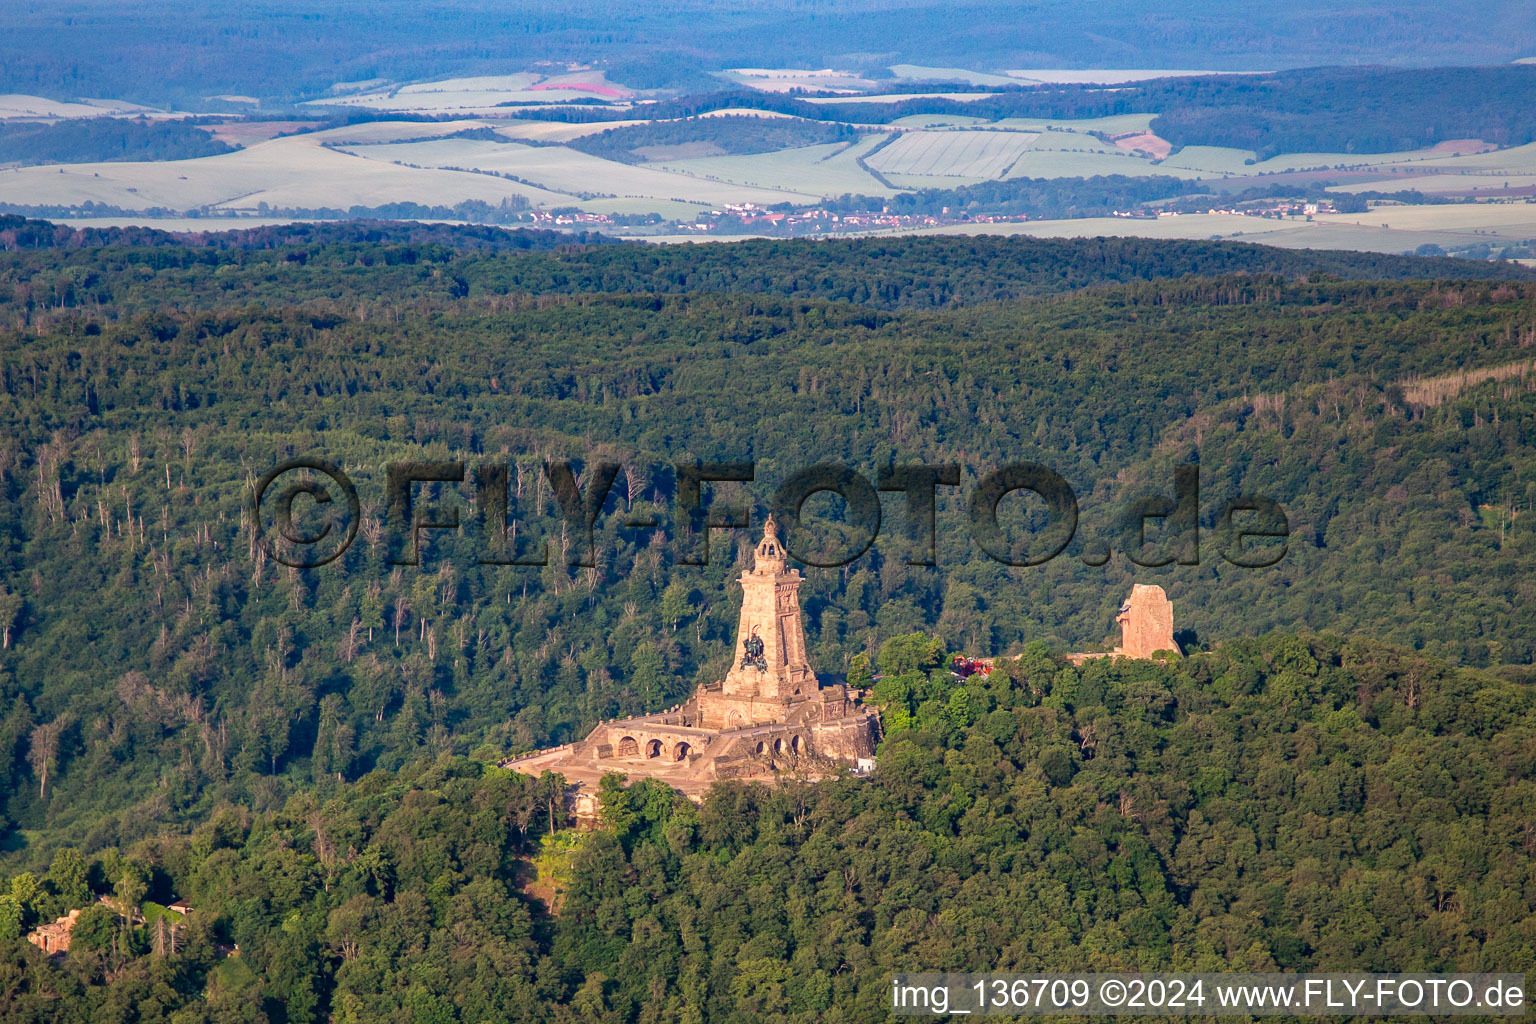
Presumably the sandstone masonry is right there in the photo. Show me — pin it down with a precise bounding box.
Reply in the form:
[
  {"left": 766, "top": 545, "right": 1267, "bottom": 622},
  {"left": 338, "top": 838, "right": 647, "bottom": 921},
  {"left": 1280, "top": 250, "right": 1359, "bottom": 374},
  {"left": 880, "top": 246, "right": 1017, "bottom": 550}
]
[{"left": 506, "top": 516, "right": 881, "bottom": 808}]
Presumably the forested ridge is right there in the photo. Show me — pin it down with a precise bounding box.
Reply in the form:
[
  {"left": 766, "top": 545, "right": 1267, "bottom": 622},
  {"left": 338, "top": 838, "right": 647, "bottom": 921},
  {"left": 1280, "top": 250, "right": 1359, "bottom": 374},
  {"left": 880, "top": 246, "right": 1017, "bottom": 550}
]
[
  {"left": 0, "top": 121, "right": 235, "bottom": 168},
  {"left": 1, "top": 635, "right": 1532, "bottom": 1022},
  {"left": 0, "top": 228, "right": 1532, "bottom": 1021}
]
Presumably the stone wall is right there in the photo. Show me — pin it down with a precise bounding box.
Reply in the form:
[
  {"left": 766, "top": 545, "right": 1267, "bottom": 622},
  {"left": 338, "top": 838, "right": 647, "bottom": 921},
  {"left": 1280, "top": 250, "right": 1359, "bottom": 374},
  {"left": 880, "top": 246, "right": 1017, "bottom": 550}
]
[{"left": 26, "top": 909, "right": 81, "bottom": 955}]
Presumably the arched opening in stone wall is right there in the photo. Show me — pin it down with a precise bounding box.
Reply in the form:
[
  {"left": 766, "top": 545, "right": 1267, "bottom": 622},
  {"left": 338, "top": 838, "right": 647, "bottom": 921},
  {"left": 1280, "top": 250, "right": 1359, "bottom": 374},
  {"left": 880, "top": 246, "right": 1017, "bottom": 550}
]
[
  {"left": 755, "top": 741, "right": 766, "bottom": 755},
  {"left": 727, "top": 711, "right": 746, "bottom": 729},
  {"left": 772, "top": 737, "right": 784, "bottom": 755},
  {"left": 673, "top": 742, "right": 692, "bottom": 761},
  {"left": 617, "top": 736, "right": 639, "bottom": 757},
  {"left": 645, "top": 739, "right": 662, "bottom": 759},
  {"left": 790, "top": 735, "right": 804, "bottom": 754}
]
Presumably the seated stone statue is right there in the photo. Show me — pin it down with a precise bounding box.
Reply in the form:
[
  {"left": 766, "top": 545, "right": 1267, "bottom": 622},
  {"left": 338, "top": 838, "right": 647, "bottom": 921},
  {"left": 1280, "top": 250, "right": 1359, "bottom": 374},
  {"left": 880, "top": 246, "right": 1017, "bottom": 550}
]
[{"left": 741, "top": 630, "right": 766, "bottom": 671}]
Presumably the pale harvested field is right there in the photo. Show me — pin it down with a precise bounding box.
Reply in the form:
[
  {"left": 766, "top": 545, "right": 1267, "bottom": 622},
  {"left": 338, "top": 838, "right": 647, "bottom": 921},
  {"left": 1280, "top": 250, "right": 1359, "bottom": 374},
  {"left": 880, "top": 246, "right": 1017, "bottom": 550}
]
[
  {"left": 694, "top": 108, "right": 803, "bottom": 120},
  {"left": 1332, "top": 173, "right": 1536, "bottom": 195},
  {"left": 884, "top": 173, "right": 990, "bottom": 188},
  {"left": 492, "top": 120, "right": 645, "bottom": 143},
  {"left": 307, "top": 120, "right": 493, "bottom": 144},
  {"left": 1165, "top": 141, "right": 1536, "bottom": 183},
  {"left": 903, "top": 214, "right": 1305, "bottom": 242},
  {"left": 1025, "top": 130, "right": 1123, "bottom": 155},
  {"left": 866, "top": 130, "right": 1039, "bottom": 177},
  {"left": 1115, "top": 133, "right": 1172, "bottom": 159},
  {"left": 0, "top": 94, "right": 149, "bottom": 118},
  {"left": 206, "top": 121, "right": 323, "bottom": 145},
  {"left": 1311, "top": 202, "right": 1536, "bottom": 235},
  {"left": 657, "top": 137, "right": 896, "bottom": 198},
  {"left": 807, "top": 92, "right": 997, "bottom": 104},
  {"left": 888, "top": 114, "right": 990, "bottom": 128},
  {"left": 0, "top": 135, "right": 574, "bottom": 211},
  {"left": 721, "top": 68, "right": 875, "bottom": 93},
  {"left": 1158, "top": 145, "right": 1256, "bottom": 176},
  {"left": 991, "top": 114, "right": 1158, "bottom": 134},
  {"left": 889, "top": 65, "right": 1025, "bottom": 87},
  {"left": 1004, "top": 147, "right": 1182, "bottom": 179},
  {"left": 339, "top": 138, "right": 819, "bottom": 205},
  {"left": 307, "top": 73, "right": 635, "bottom": 113},
  {"left": 1408, "top": 141, "right": 1536, "bottom": 173},
  {"left": 895, "top": 207, "right": 1536, "bottom": 254},
  {"left": 1004, "top": 69, "right": 1230, "bottom": 84}
]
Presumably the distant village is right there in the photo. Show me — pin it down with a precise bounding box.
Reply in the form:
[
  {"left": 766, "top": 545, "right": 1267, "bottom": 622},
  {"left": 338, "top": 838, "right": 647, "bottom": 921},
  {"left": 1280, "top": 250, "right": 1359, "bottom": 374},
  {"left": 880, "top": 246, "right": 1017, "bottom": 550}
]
[{"left": 521, "top": 198, "right": 1348, "bottom": 237}]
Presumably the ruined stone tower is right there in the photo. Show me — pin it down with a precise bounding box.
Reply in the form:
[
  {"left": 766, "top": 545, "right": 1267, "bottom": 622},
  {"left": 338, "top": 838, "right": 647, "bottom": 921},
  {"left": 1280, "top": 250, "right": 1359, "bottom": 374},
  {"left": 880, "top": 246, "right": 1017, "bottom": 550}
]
[
  {"left": 720, "top": 514, "right": 817, "bottom": 700},
  {"left": 1114, "top": 584, "right": 1178, "bottom": 658}
]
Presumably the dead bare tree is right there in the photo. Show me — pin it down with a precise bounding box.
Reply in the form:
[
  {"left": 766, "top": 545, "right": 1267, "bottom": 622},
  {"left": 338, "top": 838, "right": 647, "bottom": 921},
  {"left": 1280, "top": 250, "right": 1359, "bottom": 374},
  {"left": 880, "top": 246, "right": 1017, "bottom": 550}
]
[{"left": 28, "top": 715, "right": 70, "bottom": 799}]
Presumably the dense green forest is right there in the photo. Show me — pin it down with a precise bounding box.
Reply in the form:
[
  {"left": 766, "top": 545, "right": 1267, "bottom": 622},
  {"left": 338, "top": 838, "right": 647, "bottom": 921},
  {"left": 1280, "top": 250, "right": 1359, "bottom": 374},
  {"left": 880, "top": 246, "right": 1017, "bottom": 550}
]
[
  {"left": 0, "top": 120, "right": 234, "bottom": 168},
  {"left": 1, "top": 633, "right": 1532, "bottom": 1022},
  {"left": 0, "top": 225, "right": 1532, "bottom": 1020}
]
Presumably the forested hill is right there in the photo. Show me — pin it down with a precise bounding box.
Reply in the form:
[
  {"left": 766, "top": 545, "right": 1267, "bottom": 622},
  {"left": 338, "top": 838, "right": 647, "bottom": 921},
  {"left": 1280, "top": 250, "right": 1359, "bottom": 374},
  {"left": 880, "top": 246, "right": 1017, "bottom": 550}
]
[
  {"left": 3, "top": 221, "right": 1534, "bottom": 322},
  {"left": 2, "top": 634, "right": 1532, "bottom": 1022},
  {"left": 1, "top": 234, "right": 1534, "bottom": 871},
  {"left": 0, "top": 221, "right": 1533, "bottom": 1021},
  {"left": 0, "top": 216, "right": 613, "bottom": 254}
]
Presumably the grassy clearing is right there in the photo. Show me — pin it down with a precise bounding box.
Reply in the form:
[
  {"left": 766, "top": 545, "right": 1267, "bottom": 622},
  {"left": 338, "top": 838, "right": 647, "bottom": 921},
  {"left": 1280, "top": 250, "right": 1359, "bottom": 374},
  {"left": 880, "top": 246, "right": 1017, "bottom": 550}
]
[{"left": 525, "top": 830, "right": 587, "bottom": 913}]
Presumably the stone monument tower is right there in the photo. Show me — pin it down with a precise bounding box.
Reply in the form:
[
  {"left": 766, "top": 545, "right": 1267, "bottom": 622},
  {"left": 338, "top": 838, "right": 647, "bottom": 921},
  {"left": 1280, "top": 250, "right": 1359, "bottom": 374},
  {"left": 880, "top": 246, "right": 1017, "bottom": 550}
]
[
  {"left": 504, "top": 515, "right": 881, "bottom": 801},
  {"left": 720, "top": 514, "right": 817, "bottom": 700}
]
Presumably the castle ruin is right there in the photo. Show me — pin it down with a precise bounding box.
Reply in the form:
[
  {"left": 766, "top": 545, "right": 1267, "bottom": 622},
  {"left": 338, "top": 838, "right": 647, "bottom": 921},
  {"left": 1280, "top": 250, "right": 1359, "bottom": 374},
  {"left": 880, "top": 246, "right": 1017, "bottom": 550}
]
[{"left": 1069, "top": 584, "right": 1180, "bottom": 664}]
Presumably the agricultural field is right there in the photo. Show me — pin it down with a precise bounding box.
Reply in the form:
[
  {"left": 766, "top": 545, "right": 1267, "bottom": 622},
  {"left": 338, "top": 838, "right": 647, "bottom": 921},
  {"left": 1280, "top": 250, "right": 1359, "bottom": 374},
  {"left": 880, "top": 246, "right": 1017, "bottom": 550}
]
[
  {"left": 1002, "top": 69, "right": 1229, "bottom": 84},
  {"left": 1004, "top": 146, "right": 1177, "bottom": 179},
  {"left": 719, "top": 68, "right": 877, "bottom": 93},
  {"left": 900, "top": 201, "right": 1536, "bottom": 256},
  {"left": 305, "top": 120, "right": 495, "bottom": 144},
  {"left": 995, "top": 115, "right": 1160, "bottom": 134},
  {"left": 889, "top": 64, "right": 1024, "bottom": 86},
  {"left": 336, "top": 137, "right": 819, "bottom": 206},
  {"left": 491, "top": 120, "right": 647, "bottom": 143},
  {"left": 0, "top": 134, "right": 573, "bottom": 211},
  {"left": 806, "top": 92, "right": 997, "bottom": 104},
  {"left": 865, "top": 129, "right": 1039, "bottom": 178},
  {"left": 0, "top": 94, "right": 156, "bottom": 118},
  {"left": 655, "top": 137, "right": 897, "bottom": 198},
  {"left": 304, "top": 71, "right": 638, "bottom": 113},
  {"left": 6, "top": 63, "right": 1536, "bottom": 252}
]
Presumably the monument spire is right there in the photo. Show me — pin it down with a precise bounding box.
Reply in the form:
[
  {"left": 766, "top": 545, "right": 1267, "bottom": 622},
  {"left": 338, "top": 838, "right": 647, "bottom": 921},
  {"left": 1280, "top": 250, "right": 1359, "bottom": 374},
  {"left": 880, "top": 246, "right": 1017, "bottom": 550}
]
[{"left": 721, "top": 516, "right": 815, "bottom": 698}]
